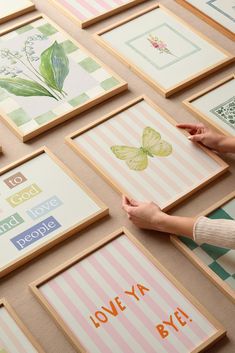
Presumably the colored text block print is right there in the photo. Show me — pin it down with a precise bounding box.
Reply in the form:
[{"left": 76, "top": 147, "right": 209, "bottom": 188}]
[
  {"left": 6, "top": 184, "right": 42, "bottom": 208},
  {"left": 27, "top": 195, "right": 63, "bottom": 220},
  {"left": 40, "top": 235, "right": 217, "bottom": 353},
  {"left": 0, "top": 213, "right": 24, "bottom": 236},
  {"left": 4, "top": 172, "right": 27, "bottom": 189},
  {"left": 10, "top": 216, "right": 61, "bottom": 250}
]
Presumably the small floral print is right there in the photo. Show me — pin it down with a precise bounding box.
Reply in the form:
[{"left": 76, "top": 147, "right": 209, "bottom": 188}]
[{"left": 147, "top": 34, "right": 176, "bottom": 56}]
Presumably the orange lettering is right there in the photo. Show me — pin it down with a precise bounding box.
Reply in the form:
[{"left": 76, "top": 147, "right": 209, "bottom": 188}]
[
  {"left": 125, "top": 285, "right": 139, "bottom": 301},
  {"left": 90, "top": 315, "right": 100, "bottom": 328},
  {"left": 102, "top": 301, "right": 118, "bottom": 317},
  {"left": 175, "top": 311, "right": 186, "bottom": 327},
  {"left": 177, "top": 307, "right": 189, "bottom": 319},
  {"left": 163, "top": 315, "right": 178, "bottom": 332},
  {"left": 95, "top": 311, "right": 108, "bottom": 323},
  {"left": 115, "top": 297, "right": 126, "bottom": 311},
  {"left": 156, "top": 324, "right": 168, "bottom": 339},
  {"left": 137, "top": 284, "right": 150, "bottom": 296}
]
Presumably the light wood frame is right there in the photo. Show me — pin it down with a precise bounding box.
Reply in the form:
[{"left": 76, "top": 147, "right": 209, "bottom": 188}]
[
  {"left": 0, "top": 298, "right": 45, "bottom": 352},
  {"left": 0, "top": 14, "right": 127, "bottom": 142},
  {"left": 0, "top": 0, "right": 35, "bottom": 24},
  {"left": 30, "top": 226, "right": 226, "bottom": 353},
  {"left": 183, "top": 74, "right": 235, "bottom": 136},
  {"left": 171, "top": 191, "right": 235, "bottom": 303},
  {"left": 65, "top": 95, "right": 229, "bottom": 212},
  {"left": 0, "top": 146, "right": 108, "bottom": 278},
  {"left": 48, "top": 0, "right": 146, "bottom": 29},
  {"left": 93, "top": 3, "right": 234, "bottom": 98},
  {"left": 175, "top": 0, "right": 235, "bottom": 42}
]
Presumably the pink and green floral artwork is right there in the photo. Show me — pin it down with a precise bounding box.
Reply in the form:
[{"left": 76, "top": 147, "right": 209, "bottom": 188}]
[
  {"left": 147, "top": 34, "right": 176, "bottom": 56},
  {"left": 111, "top": 126, "right": 172, "bottom": 171},
  {"left": 0, "top": 17, "right": 124, "bottom": 140}
]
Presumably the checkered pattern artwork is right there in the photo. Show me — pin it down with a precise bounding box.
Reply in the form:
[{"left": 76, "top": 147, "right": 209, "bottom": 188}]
[
  {"left": 0, "top": 17, "right": 125, "bottom": 141},
  {"left": 173, "top": 195, "right": 235, "bottom": 301}
]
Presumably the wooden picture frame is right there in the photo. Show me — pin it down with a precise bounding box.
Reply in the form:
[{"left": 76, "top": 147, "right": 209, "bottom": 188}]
[
  {"left": 0, "top": 146, "right": 108, "bottom": 278},
  {"left": 183, "top": 74, "right": 235, "bottom": 136},
  {"left": 0, "top": 14, "right": 127, "bottom": 142},
  {"left": 175, "top": 0, "right": 235, "bottom": 42},
  {"left": 48, "top": 0, "right": 146, "bottom": 29},
  {"left": 0, "top": 0, "right": 35, "bottom": 24},
  {"left": 30, "top": 227, "right": 226, "bottom": 353},
  {"left": 66, "top": 95, "right": 228, "bottom": 212},
  {"left": 0, "top": 298, "right": 45, "bottom": 352},
  {"left": 171, "top": 191, "right": 235, "bottom": 303},
  {"left": 93, "top": 4, "right": 234, "bottom": 98}
]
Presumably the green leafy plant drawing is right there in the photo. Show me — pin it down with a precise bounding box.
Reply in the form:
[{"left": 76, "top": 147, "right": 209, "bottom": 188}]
[
  {"left": 110, "top": 126, "right": 173, "bottom": 171},
  {"left": 0, "top": 34, "right": 70, "bottom": 101}
]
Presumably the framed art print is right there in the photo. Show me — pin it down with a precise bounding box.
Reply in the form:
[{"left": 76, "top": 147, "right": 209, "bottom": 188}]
[
  {"left": 48, "top": 0, "right": 146, "bottom": 28},
  {"left": 94, "top": 4, "right": 234, "bottom": 97},
  {"left": 66, "top": 95, "right": 228, "bottom": 212},
  {"left": 0, "top": 146, "right": 108, "bottom": 278},
  {"left": 0, "top": 298, "right": 45, "bottom": 353},
  {"left": 171, "top": 191, "right": 235, "bottom": 303},
  {"left": 0, "top": 0, "right": 35, "bottom": 24},
  {"left": 183, "top": 74, "right": 235, "bottom": 136},
  {"left": 175, "top": 0, "right": 235, "bottom": 41},
  {"left": 30, "top": 227, "right": 226, "bottom": 353},
  {"left": 0, "top": 15, "right": 127, "bottom": 142}
]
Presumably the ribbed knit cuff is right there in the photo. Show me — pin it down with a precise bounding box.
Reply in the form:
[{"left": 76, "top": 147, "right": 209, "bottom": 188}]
[{"left": 193, "top": 216, "right": 235, "bottom": 250}]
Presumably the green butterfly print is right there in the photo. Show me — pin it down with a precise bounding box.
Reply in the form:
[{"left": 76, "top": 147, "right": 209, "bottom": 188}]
[{"left": 110, "top": 127, "right": 172, "bottom": 171}]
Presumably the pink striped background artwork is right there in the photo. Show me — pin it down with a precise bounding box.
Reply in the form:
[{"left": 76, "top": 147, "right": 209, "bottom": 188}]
[
  {"left": 39, "top": 234, "right": 217, "bottom": 353},
  {"left": 55, "top": 0, "right": 135, "bottom": 22},
  {"left": 73, "top": 100, "right": 224, "bottom": 209},
  {"left": 0, "top": 306, "right": 38, "bottom": 353}
]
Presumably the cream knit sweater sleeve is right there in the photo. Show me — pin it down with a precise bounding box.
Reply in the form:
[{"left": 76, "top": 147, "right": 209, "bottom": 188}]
[{"left": 193, "top": 216, "right": 235, "bottom": 250}]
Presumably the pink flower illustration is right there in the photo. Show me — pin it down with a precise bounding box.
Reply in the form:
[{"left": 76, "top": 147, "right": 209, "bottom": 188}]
[{"left": 147, "top": 34, "right": 176, "bottom": 56}]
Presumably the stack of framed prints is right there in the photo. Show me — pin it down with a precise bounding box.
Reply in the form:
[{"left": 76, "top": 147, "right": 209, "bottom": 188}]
[
  {"left": 48, "top": 0, "right": 146, "bottom": 28},
  {"left": 175, "top": 0, "right": 235, "bottom": 42},
  {"left": 30, "top": 227, "right": 226, "bottom": 353},
  {"left": 0, "top": 298, "right": 45, "bottom": 352},
  {"left": 66, "top": 96, "right": 228, "bottom": 212},
  {"left": 183, "top": 74, "right": 235, "bottom": 136},
  {"left": 171, "top": 192, "right": 235, "bottom": 304},
  {"left": 0, "top": 147, "right": 108, "bottom": 278},
  {"left": 0, "top": 15, "right": 127, "bottom": 142},
  {"left": 94, "top": 4, "right": 234, "bottom": 97},
  {"left": 0, "top": 0, "right": 35, "bottom": 24}
]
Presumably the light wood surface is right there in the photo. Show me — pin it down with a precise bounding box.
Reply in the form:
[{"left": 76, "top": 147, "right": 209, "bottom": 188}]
[{"left": 0, "top": 1, "right": 234, "bottom": 352}]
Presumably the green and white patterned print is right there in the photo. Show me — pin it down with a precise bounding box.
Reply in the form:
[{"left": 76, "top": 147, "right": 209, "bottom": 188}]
[
  {"left": 0, "top": 18, "right": 120, "bottom": 136},
  {"left": 210, "top": 96, "right": 235, "bottom": 131},
  {"left": 178, "top": 198, "right": 235, "bottom": 291}
]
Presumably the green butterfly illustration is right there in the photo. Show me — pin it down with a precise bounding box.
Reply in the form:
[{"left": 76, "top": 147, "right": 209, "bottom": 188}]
[{"left": 110, "top": 126, "right": 172, "bottom": 171}]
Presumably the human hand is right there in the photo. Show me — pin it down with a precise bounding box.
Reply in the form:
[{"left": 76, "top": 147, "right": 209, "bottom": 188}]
[
  {"left": 122, "top": 195, "right": 167, "bottom": 231},
  {"left": 177, "top": 123, "right": 225, "bottom": 152}
]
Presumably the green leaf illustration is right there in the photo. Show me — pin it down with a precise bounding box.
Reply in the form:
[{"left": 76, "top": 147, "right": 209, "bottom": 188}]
[
  {"left": 0, "top": 77, "right": 56, "bottom": 99},
  {"left": 39, "top": 41, "right": 69, "bottom": 93}
]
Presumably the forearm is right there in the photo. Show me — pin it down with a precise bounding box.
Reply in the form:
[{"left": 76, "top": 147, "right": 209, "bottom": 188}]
[
  {"left": 154, "top": 214, "right": 195, "bottom": 239},
  {"left": 217, "top": 136, "right": 235, "bottom": 153}
]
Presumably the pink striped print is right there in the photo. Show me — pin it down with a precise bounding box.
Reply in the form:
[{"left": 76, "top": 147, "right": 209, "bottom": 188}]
[
  {"left": 56, "top": 0, "right": 87, "bottom": 20},
  {"left": 115, "top": 237, "right": 215, "bottom": 339},
  {"left": 48, "top": 280, "right": 113, "bottom": 353},
  {"left": 56, "top": 0, "right": 129, "bottom": 21},
  {"left": 0, "top": 311, "right": 26, "bottom": 352}
]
